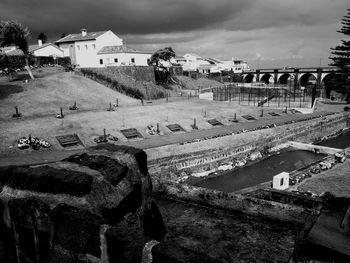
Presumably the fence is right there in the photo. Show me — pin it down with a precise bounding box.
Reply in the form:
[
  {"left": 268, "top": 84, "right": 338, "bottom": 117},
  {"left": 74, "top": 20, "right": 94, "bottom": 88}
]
[{"left": 211, "top": 83, "right": 320, "bottom": 108}]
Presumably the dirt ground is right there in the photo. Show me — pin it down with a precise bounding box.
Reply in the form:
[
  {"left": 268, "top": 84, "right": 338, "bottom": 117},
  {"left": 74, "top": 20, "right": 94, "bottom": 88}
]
[{"left": 155, "top": 197, "right": 298, "bottom": 262}]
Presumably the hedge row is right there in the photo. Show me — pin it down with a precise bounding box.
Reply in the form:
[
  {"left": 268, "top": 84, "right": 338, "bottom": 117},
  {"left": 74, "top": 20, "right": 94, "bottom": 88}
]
[
  {"left": 80, "top": 68, "right": 166, "bottom": 100},
  {"left": 0, "top": 55, "right": 71, "bottom": 71}
]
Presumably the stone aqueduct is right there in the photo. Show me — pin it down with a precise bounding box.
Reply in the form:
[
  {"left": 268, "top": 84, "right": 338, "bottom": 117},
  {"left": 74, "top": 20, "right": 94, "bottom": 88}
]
[{"left": 242, "top": 67, "right": 337, "bottom": 88}]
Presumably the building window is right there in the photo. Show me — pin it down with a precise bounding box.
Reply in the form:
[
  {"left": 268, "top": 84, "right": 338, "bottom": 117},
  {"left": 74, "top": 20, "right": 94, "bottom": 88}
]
[
  {"left": 99, "top": 59, "right": 103, "bottom": 65},
  {"left": 77, "top": 45, "right": 80, "bottom": 51},
  {"left": 114, "top": 58, "right": 118, "bottom": 63},
  {"left": 280, "top": 178, "right": 284, "bottom": 186},
  {"left": 92, "top": 44, "right": 96, "bottom": 50},
  {"left": 85, "top": 45, "right": 88, "bottom": 50},
  {"left": 131, "top": 58, "right": 135, "bottom": 63},
  {"left": 147, "top": 58, "right": 150, "bottom": 64}
]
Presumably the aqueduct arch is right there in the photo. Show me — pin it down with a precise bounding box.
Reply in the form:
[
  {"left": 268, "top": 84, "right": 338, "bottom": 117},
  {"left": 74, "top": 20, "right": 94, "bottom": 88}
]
[
  {"left": 278, "top": 73, "right": 291, "bottom": 85},
  {"left": 299, "top": 73, "right": 317, "bottom": 87},
  {"left": 260, "top": 73, "right": 274, "bottom": 84},
  {"left": 244, "top": 74, "right": 256, "bottom": 83}
]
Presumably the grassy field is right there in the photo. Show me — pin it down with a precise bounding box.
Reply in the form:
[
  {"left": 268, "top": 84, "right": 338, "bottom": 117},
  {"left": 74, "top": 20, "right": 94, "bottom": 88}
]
[
  {"left": 175, "top": 75, "right": 224, "bottom": 90},
  {"left": 0, "top": 68, "right": 346, "bottom": 156},
  {"left": 0, "top": 69, "right": 137, "bottom": 118}
]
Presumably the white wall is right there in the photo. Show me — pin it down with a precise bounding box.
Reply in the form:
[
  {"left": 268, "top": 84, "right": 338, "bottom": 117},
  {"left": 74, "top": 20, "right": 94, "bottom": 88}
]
[
  {"left": 98, "top": 52, "right": 151, "bottom": 67},
  {"left": 57, "top": 31, "right": 124, "bottom": 67},
  {"left": 58, "top": 43, "right": 71, "bottom": 57},
  {"left": 74, "top": 40, "right": 99, "bottom": 67},
  {"left": 33, "top": 45, "right": 64, "bottom": 57}
]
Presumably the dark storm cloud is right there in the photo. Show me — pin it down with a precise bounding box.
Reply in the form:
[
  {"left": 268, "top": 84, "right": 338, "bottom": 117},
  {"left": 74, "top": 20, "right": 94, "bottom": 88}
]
[
  {"left": 0, "top": 0, "right": 255, "bottom": 41},
  {"left": 225, "top": 0, "right": 349, "bottom": 31}
]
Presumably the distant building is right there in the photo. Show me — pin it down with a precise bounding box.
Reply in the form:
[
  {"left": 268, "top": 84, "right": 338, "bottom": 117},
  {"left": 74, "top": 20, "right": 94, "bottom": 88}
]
[
  {"left": 0, "top": 40, "right": 64, "bottom": 58},
  {"left": 55, "top": 29, "right": 151, "bottom": 67},
  {"left": 172, "top": 54, "right": 250, "bottom": 73},
  {"left": 205, "top": 58, "right": 250, "bottom": 73},
  {"left": 173, "top": 53, "right": 211, "bottom": 71},
  {"left": 30, "top": 40, "right": 64, "bottom": 58}
]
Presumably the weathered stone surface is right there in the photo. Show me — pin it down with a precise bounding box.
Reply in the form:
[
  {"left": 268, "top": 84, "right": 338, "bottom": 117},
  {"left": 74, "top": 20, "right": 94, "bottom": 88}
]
[
  {"left": 0, "top": 144, "right": 165, "bottom": 263},
  {"left": 0, "top": 165, "right": 93, "bottom": 196},
  {"left": 91, "top": 144, "right": 149, "bottom": 176},
  {"left": 140, "top": 200, "right": 167, "bottom": 240},
  {"left": 106, "top": 213, "right": 149, "bottom": 263},
  {"left": 64, "top": 153, "right": 129, "bottom": 186},
  {"left": 151, "top": 241, "right": 222, "bottom": 263},
  {"left": 51, "top": 204, "right": 102, "bottom": 258}
]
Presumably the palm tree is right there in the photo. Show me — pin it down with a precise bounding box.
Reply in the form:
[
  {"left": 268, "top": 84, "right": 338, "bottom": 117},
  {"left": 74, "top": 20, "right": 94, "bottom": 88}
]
[{"left": 0, "top": 20, "right": 34, "bottom": 79}]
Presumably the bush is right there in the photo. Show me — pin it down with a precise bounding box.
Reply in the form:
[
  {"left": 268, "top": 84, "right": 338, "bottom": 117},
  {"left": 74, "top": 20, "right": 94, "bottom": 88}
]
[
  {"left": 79, "top": 68, "right": 166, "bottom": 100},
  {"left": 0, "top": 54, "right": 71, "bottom": 72}
]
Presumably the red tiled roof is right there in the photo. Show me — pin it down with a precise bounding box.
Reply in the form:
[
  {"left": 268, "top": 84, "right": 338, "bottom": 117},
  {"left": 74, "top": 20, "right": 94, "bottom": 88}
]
[
  {"left": 55, "top": 31, "right": 107, "bottom": 43},
  {"left": 97, "top": 45, "right": 152, "bottom": 55}
]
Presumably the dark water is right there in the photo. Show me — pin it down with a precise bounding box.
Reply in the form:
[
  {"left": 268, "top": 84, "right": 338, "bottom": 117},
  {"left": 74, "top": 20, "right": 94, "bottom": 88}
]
[
  {"left": 194, "top": 150, "right": 326, "bottom": 193},
  {"left": 315, "top": 129, "right": 350, "bottom": 149}
]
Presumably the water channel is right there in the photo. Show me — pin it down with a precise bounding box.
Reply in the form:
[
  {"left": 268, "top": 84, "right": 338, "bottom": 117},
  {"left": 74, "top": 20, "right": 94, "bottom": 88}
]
[
  {"left": 194, "top": 149, "right": 326, "bottom": 192},
  {"left": 315, "top": 129, "right": 350, "bottom": 149}
]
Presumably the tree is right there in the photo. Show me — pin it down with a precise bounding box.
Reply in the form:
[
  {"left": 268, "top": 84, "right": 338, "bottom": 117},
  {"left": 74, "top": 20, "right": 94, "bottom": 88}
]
[
  {"left": 329, "top": 8, "right": 350, "bottom": 101},
  {"left": 148, "top": 47, "right": 176, "bottom": 84},
  {"left": 0, "top": 20, "right": 34, "bottom": 79},
  {"left": 37, "top": 32, "right": 48, "bottom": 44}
]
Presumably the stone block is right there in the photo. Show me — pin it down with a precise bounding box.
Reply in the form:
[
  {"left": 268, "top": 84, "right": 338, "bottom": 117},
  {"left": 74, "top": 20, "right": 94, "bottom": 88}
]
[{"left": 0, "top": 165, "right": 93, "bottom": 196}]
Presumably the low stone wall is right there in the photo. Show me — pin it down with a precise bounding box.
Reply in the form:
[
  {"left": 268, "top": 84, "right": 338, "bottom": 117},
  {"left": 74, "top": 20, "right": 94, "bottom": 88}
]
[
  {"left": 106, "top": 66, "right": 155, "bottom": 83},
  {"left": 154, "top": 183, "right": 320, "bottom": 224},
  {"left": 0, "top": 144, "right": 166, "bottom": 263}
]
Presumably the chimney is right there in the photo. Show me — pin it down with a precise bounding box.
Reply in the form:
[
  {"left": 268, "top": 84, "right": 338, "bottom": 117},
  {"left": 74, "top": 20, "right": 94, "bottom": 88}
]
[
  {"left": 81, "top": 29, "right": 87, "bottom": 37},
  {"left": 38, "top": 39, "right": 43, "bottom": 47}
]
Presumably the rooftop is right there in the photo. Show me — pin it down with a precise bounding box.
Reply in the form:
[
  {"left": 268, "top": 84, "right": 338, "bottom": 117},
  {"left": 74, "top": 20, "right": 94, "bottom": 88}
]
[
  {"left": 97, "top": 45, "right": 151, "bottom": 55},
  {"left": 55, "top": 31, "right": 107, "bottom": 43}
]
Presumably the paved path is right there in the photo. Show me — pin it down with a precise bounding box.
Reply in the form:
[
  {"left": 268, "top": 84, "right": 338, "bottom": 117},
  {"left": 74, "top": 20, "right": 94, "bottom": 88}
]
[{"left": 0, "top": 111, "right": 336, "bottom": 167}]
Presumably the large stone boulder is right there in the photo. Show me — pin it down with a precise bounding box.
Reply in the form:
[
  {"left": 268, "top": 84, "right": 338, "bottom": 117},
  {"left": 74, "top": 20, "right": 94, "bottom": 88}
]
[{"left": 0, "top": 144, "right": 166, "bottom": 263}]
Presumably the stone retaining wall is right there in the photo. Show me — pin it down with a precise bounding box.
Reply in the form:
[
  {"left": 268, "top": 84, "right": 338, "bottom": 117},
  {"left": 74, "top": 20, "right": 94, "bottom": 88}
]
[
  {"left": 154, "top": 183, "right": 320, "bottom": 224},
  {"left": 149, "top": 112, "right": 350, "bottom": 185},
  {"left": 106, "top": 66, "right": 155, "bottom": 83}
]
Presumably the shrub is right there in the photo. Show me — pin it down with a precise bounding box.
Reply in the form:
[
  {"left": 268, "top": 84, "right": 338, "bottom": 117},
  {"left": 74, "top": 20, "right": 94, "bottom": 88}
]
[{"left": 0, "top": 54, "right": 71, "bottom": 71}]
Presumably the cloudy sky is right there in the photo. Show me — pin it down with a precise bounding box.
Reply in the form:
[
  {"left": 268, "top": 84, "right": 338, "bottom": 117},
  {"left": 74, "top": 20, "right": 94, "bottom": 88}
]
[{"left": 0, "top": 0, "right": 349, "bottom": 68}]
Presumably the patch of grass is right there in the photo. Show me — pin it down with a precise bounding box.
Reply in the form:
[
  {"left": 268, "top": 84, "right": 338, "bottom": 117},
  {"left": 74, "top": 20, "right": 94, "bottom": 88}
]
[
  {"left": 80, "top": 68, "right": 166, "bottom": 100},
  {"left": 0, "top": 84, "right": 24, "bottom": 100}
]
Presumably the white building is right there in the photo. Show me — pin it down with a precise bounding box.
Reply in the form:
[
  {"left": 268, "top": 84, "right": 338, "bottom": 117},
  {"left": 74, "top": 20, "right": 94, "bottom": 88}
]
[
  {"left": 29, "top": 40, "right": 64, "bottom": 58},
  {"left": 55, "top": 29, "right": 151, "bottom": 67},
  {"left": 205, "top": 58, "right": 250, "bottom": 73},
  {"left": 0, "top": 40, "right": 64, "bottom": 58},
  {"left": 175, "top": 53, "right": 211, "bottom": 71},
  {"left": 97, "top": 45, "right": 151, "bottom": 66}
]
